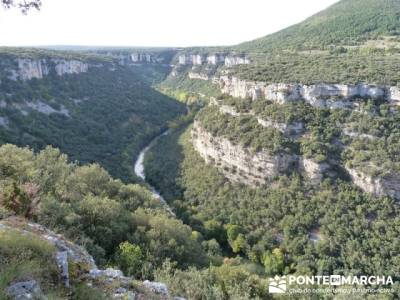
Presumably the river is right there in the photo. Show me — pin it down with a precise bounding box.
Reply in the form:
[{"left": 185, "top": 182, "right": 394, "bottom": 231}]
[{"left": 134, "top": 129, "right": 174, "bottom": 214}]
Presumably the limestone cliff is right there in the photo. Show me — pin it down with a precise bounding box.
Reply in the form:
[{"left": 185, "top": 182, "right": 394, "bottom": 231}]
[
  {"left": 188, "top": 71, "right": 209, "bottom": 80},
  {"left": 216, "top": 103, "right": 304, "bottom": 136},
  {"left": 345, "top": 166, "right": 400, "bottom": 200},
  {"left": 53, "top": 59, "right": 89, "bottom": 76},
  {"left": 9, "top": 58, "right": 90, "bottom": 81},
  {"left": 300, "top": 158, "right": 331, "bottom": 185},
  {"left": 192, "top": 121, "right": 301, "bottom": 185},
  {"left": 217, "top": 76, "right": 400, "bottom": 107},
  {"left": 178, "top": 54, "right": 250, "bottom": 67}
]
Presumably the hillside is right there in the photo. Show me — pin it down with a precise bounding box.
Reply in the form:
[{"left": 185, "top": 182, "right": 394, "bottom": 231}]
[
  {"left": 0, "top": 47, "right": 185, "bottom": 182},
  {"left": 139, "top": 1, "right": 400, "bottom": 297},
  {"left": 2, "top": 0, "right": 400, "bottom": 298},
  {"left": 238, "top": 0, "right": 400, "bottom": 52}
]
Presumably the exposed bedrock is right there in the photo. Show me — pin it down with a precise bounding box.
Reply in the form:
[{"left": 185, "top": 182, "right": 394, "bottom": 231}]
[
  {"left": 9, "top": 58, "right": 90, "bottom": 81},
  {"left": 191, "top": 121, "right": 330, "bottom": 186},
  {"left": 217, "top": 76, "right": 400, "bottom": 107}
]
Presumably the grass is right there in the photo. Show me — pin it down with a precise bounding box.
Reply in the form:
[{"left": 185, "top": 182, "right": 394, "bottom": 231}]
[{"left": 0, "top": 228, "right": 61, "bottom": 299}]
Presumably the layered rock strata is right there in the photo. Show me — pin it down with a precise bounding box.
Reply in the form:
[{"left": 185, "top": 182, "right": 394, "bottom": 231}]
[{"left": 218, "top": 76, "right": 400, "bottom": 107}]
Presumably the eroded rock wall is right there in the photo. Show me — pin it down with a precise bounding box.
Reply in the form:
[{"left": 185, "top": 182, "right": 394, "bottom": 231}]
[
  {"left": 9, "top": 58, "right": 90, "bottom": 81},
  {"left": 191, "top": 121, "right": 298, "bottom": 185},
  {"left": 218, "top": 76, "right": 400, "bottom": 107}
]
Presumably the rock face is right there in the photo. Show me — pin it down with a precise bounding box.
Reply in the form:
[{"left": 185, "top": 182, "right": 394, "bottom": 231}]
[
  {"left": 143, "top": 281, "right": 169, "bottom": 297},
  {"left": 192, "top": 120, "right": 334, "bottom": 186},
  {"left": 6, "top": 280, "right": 45, "bottom": 300},
  {"left": 53, "top": 60, "right": 89, "bottom": 76},
  {"left": 192, "top": 121, "right": 297, "bottom": 185},
  {"left": 130, "top": 52, "right": 165, "bottom": 64},
  {"left": 26, "top": 101, "right": 70, "bottom": 116},
  {"left": 0, "top": 217, "right": 181, "bottom": 300},
  {"left": 10, "top": 59, "right": 89, "bottom": 81},
  {"left": 346, "top": 167, "right": 400, "bottom": 200},
  {"left": 224, "top": 55, "right": 251, "bottom": 67},
  {"left": 178, "top": 54, "right": 250, "bottom": 66},
  {"left": 218, "top": 76, "right": 398, "bottom": 107},
  {"left": 300, "top": 158, "right": 331, "bottom": 185},
  {"left": 389, "top": 86, "right": 400, "bottom": 106},
  {"left": 16, "top": 59, "right": 49, "bottom": 81},
  {"left": 257, "top": 118, "right": 304, "bottom": 136},
  {"left": 56, "top": 251, "right": 69, "bottom": 287},
  {"left": 188, "top": 72, "right": 209, "bottom": 80}
]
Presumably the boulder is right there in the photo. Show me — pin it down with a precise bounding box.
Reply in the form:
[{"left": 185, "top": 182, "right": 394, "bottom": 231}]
[{"left": 6, "top": 280, "right": 46, "bottom": 300}]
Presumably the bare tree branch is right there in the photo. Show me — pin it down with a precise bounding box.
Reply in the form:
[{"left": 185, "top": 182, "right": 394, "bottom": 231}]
[{"left": 2, "top": 0, "right": 42, "bottom": 14}]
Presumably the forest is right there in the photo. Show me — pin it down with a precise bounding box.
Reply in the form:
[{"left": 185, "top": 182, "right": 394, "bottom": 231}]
[{"left": 0, "top": 51, "right": 185, "bottom": 182}]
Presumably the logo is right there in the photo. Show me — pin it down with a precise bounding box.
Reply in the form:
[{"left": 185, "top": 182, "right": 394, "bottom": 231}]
[
  {"left": 267, "top": 275, "right": 394, "bottom": 294},
  {"left": 269, "top": 276, "right": 287, "bottom": 294}
]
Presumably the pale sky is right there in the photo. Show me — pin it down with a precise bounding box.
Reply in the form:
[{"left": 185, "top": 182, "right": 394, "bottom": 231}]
[{"left": 0, "top": 0, "right": 339, "bottom": 47}]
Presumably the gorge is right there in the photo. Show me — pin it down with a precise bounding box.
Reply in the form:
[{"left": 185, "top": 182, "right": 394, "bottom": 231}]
[{"left": 2, "top": 0, "right": 400, "bottom": 299}]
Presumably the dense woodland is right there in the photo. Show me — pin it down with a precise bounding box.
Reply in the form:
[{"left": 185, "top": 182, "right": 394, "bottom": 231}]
[
  {"left": 144, "top": 124, "right": 400, "bottom": 298},
  {"left": 0, "top": 54, "right": 185, "bottom": 181},
  {"left": 233, "top": 49, "right": 400, "bottom": 86},
  {"left": 2, "top": 0, "right": 400, "bottom": 298}
]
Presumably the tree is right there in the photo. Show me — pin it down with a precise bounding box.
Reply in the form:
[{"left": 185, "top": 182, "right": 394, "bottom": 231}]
[
  {"left": 115, "top": 241, "right": 143, "bottom": 277},
  {"left": 2, "top": 0, "right": 41, "bottom": 13},
  {"left": 263, "top": 248, "right": 285, "bottom": 276}
]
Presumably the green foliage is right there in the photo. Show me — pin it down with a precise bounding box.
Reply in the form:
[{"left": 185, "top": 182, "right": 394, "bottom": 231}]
[
  {"left": 0, "top": 52, "right": 185, "bottom": 182},
  {"left": 0, "top": 181, "right": 32, "bottom": 217},
  {"left": 196, "top": 106, "right": 298, "bottom": 154},
  {"left": 0, "top": 229, "right": 61, "bottom": 298},
  {"left": 234, "top": 51, "right": 400, "bottom": 86},
  {"left": 238, "top": 0, "right": 400, "bottom": 52},
  {"left": 115, "top": 241, "right": 143, "bottom": 277},
  {"left": 71, "top": 283, "right": 107, "bottom": 300},
  {"left": 262, "top": 248, "right": 285, "bottom": 276},
  {"left": 0, "top": 144, "right": 208, "bottom": 277},
  {"left": 144, "top": 125, "right": 400, "bottom": 290},
  {"left": 155, "top": 260, "right": 269, "bottom": 300}
]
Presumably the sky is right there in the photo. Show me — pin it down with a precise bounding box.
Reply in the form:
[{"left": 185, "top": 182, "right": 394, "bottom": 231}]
[{"left": 0, "top": 0, "right": 339, "bottom": 47}]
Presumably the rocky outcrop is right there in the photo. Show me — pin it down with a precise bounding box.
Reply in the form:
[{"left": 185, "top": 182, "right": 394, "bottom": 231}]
[
  {"left": 218, "top": 105, "right": 244, "bottom": 117},
  {"left": 178, "top": 54, "right": 250, "bottom": 66},
  {"left": 342, "top": 128, "right": 376, "bottom": 140},
  {"left": 188, "top": 72, "right": 209, "bottom": 80},
  {"left": 143, "top": 281, "right": 169, "bottom": 297},
  {"left": 0, "top": 217, "right": 183, "bottom": 300},
  {"left": 53, "top": 60, "right": 89, "bottom": 76},
  {"left": 26, "top": 101, "right": 70, "bottom": 116},
  {"left": 300, "top": 158, "right": 331, "bottom": 185},
  {"left": 389, "top": 86, "right": 400, "bottom": 106},
  {"left": 217, "top": 103, "right": 304, "bottom": 136},
  {"left": 9, "top": 59, "right": 89, "bottom": 81},
  {"left": 207, "top": 54, "right": 225, "bottom": 65},
  {"left": 192, "top": 121, "right": 298, "bottom": 185},
  {"left": 130, "top": 52, "right": 166, "bottom": 64},
  {"left": 6, "top": 280, "right": 45, "bottom": 300},
  {"left": 16, "top": 59, "right": 49, "bottom": 81},
  {"left": 224, "top": 56, "right": 251, "bottom": 67},
  {"left": 218, "top": 76, "right": 398, "bottom": 107},
  {"left": 257, "top": 118, "right": 304, "bottom": 136},
  {"left": 346, "top": 167, "right": 400, "bottom": 200},
  {"left": 179, "top": 54, "right": 203, "bottom": 65}
]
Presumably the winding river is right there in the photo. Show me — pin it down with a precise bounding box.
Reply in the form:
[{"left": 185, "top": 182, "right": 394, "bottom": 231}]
[{"left": 134, "top": 129, "right": 174, "bottom": 213}]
